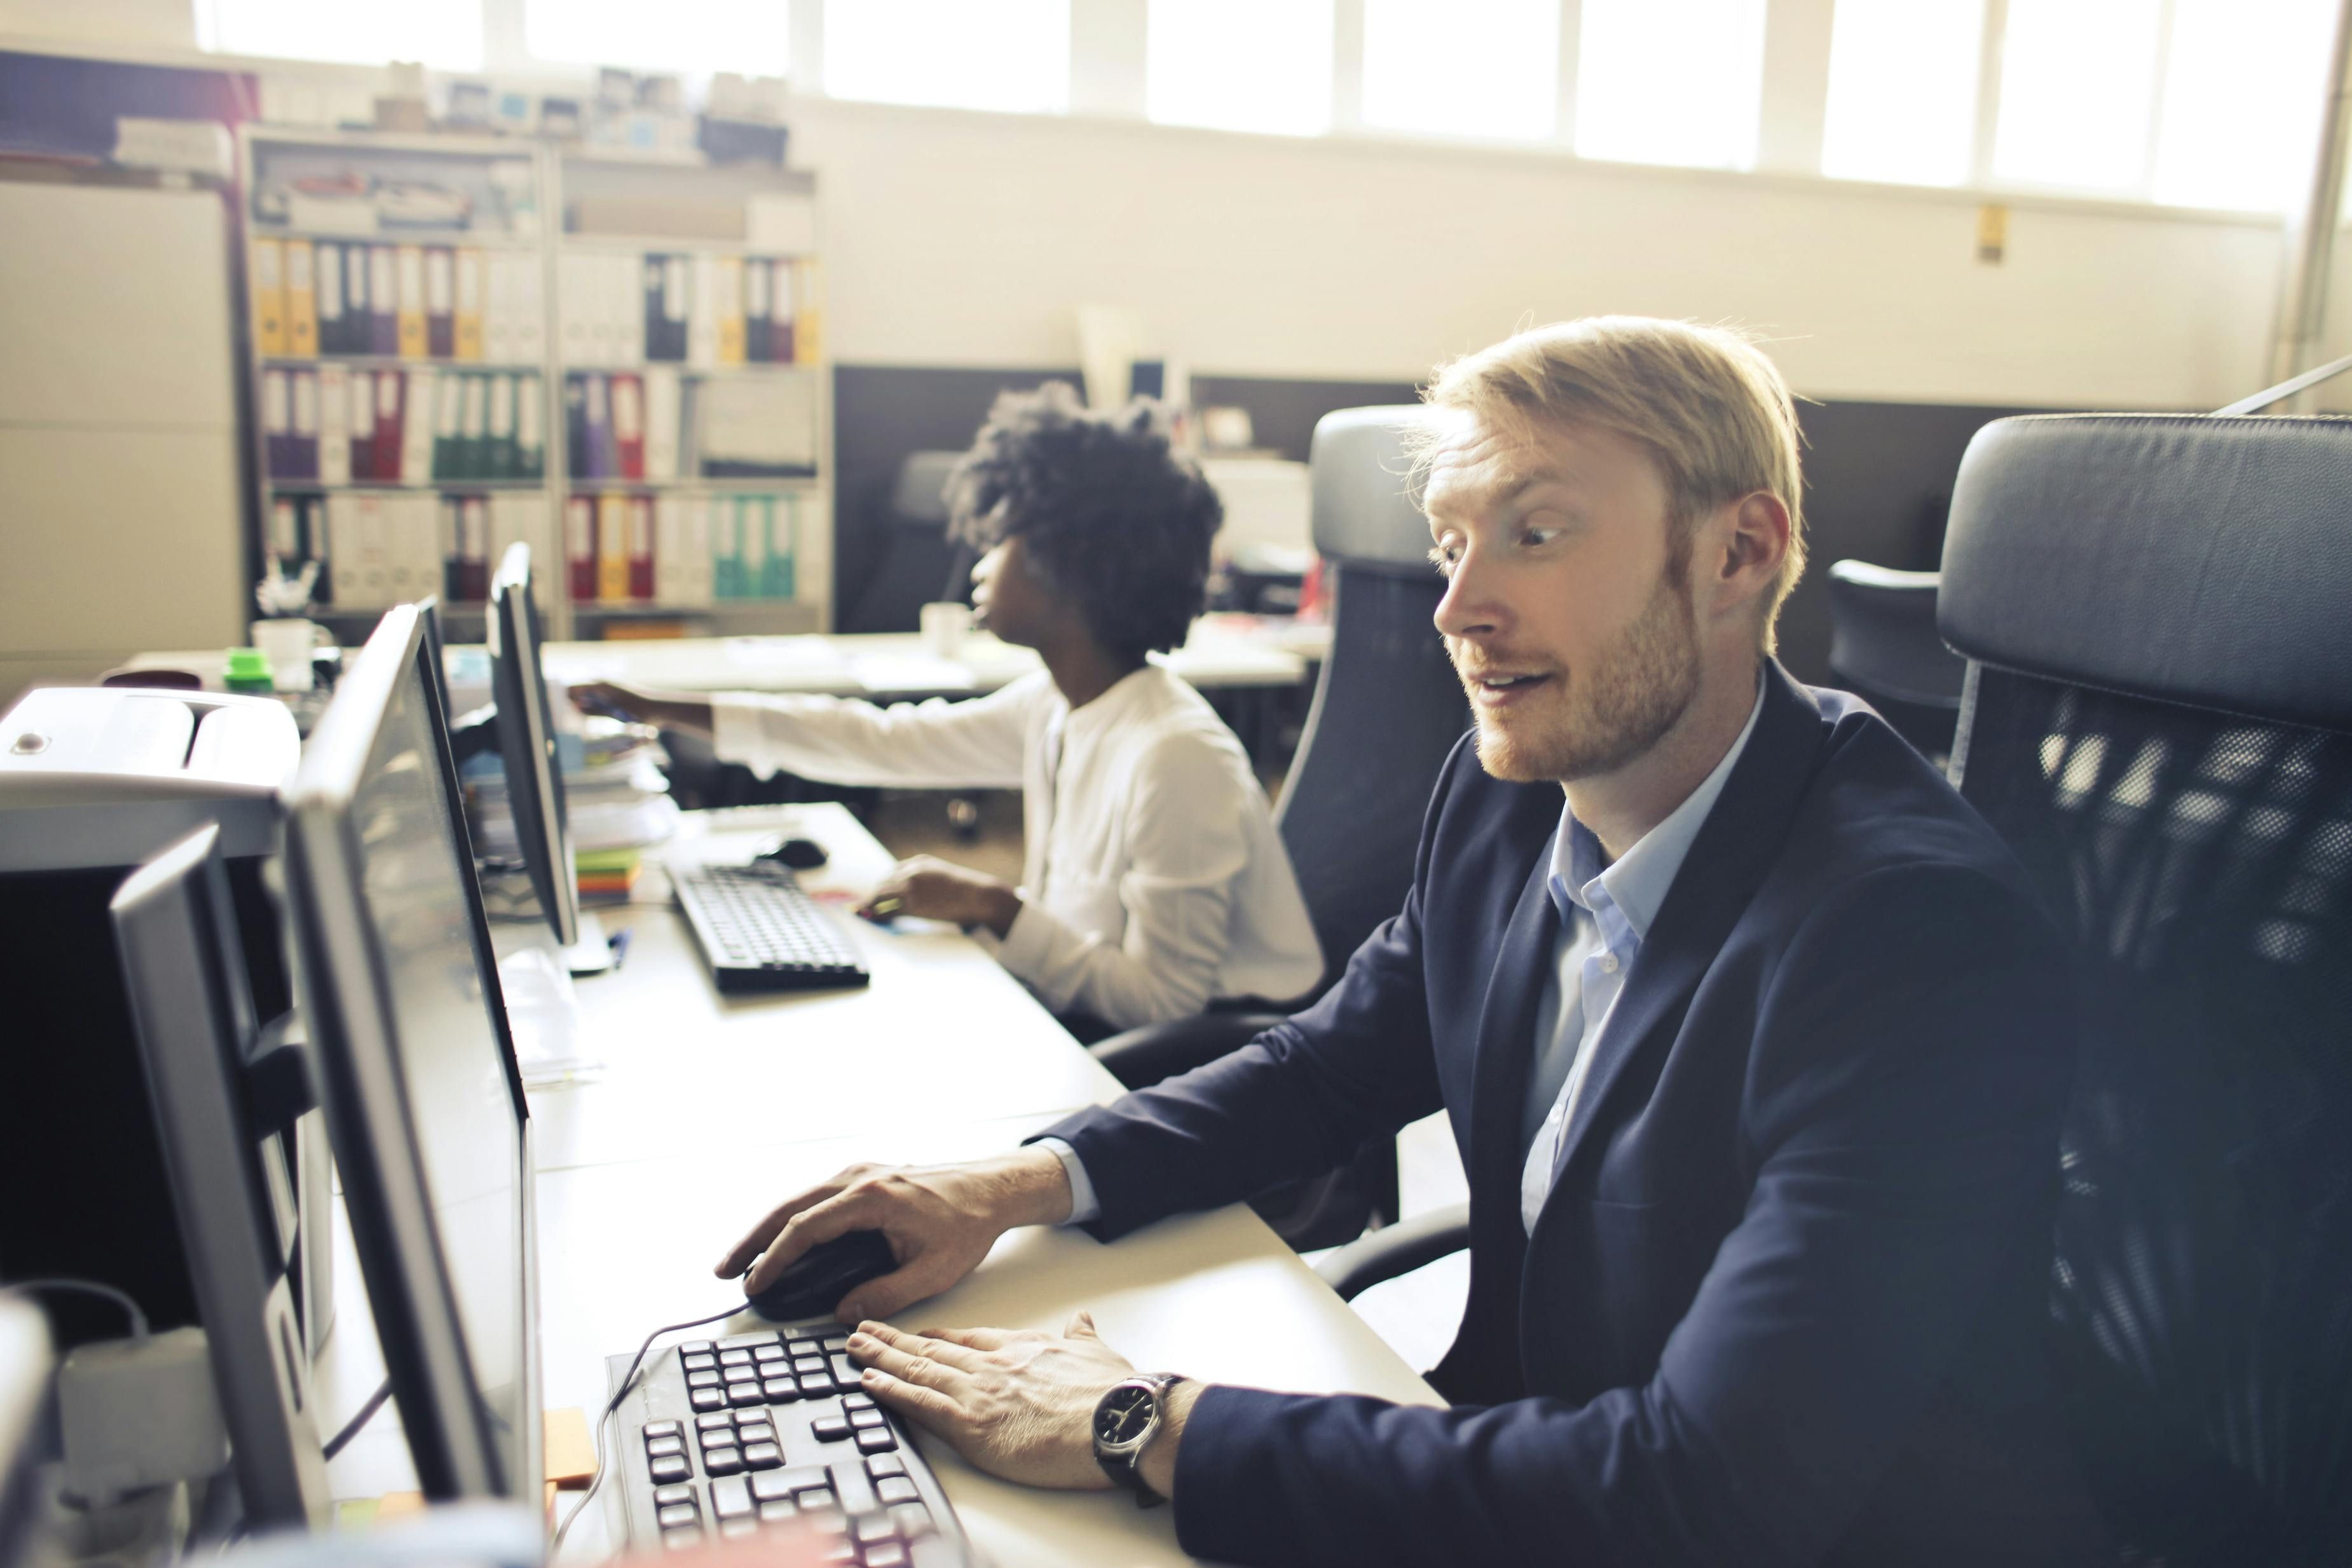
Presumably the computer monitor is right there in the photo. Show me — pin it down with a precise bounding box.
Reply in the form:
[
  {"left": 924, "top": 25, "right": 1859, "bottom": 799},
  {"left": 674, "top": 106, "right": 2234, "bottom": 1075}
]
[
  {"left": 280, "top": 603, "right": 542, "bottom": 1501},
  {"left": 109, "top": 824, "right": 332, "bottom": 1529},
  {"left": 415, "top": 594, "right": 456, "bottom": 721},
  {"left": 485, "top": 547, "right": 579, "bottom": 949}
]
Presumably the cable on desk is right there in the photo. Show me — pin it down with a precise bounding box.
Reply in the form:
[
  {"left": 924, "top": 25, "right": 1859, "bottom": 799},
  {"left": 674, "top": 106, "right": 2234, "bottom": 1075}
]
[
  {"left": 10, "top": 1279, "right": 150, "bottom": 1341},
  {"left": 323, "top": 1377, "right": 394, "bottom": 1461},
  {"left": 550, "top": 1302, "right": 748, "bottom": 1559}
]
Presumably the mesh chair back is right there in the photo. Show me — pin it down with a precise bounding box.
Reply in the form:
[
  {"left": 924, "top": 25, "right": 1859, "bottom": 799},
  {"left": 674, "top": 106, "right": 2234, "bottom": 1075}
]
[
  {"left": 1941, "top": 414, "right": 2352, "bottom": 1565},
  {"left": 1277, "top": 407, "right": 1470, "bottom": 993}
]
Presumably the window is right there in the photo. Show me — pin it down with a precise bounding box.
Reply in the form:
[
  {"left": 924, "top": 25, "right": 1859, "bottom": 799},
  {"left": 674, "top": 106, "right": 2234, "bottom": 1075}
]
[
  {"left": 1360, "top": 0, "right": 1559, "bottom": 142},
  {"left": 1820, "top": 0, "right": 1986, "bottom": 186},
  {"left": 524, "top": 1, "right": 788, "bottom": 78},
  {"left": 824, "top": 0, "right": 1071, "bottom": 116},
  {"left": 2151, "top": 0, "right": 2339, "bottom": 211},
  {"left": 1992, "top": 0, "right": 2165, "bottom": 191},
  {"left": 1146, "top": 0, "right": 1335, "bottom": 137},
  {"left": 1575, "top": 0, "right": 1768, "bottom": 170},
  {"left": 195, "top": 0, "right": 484, "bottom": 69}
]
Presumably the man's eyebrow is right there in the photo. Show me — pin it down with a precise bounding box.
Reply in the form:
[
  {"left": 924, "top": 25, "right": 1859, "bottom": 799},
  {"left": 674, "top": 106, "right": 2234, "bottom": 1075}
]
[{"left": 1426, "top": 469, "right": 1576, "bottom": 522}]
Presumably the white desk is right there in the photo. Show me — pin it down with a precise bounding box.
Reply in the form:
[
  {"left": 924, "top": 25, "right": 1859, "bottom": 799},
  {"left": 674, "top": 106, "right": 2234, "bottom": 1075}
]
[{"left": 315, "top": 803, "right": 1437, "bottom": 1566}]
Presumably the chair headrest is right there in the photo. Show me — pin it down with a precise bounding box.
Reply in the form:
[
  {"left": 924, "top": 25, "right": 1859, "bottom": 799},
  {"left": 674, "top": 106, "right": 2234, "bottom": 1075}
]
[
  {"left": 1940, "top": 414, "right": 2352, "bottom": 733},
  {"left": 891, "top": 451, "right": 963, "bottom": 525},
  {"left": 1309, "top": 406, "right": 1443, "bottom": 575}
]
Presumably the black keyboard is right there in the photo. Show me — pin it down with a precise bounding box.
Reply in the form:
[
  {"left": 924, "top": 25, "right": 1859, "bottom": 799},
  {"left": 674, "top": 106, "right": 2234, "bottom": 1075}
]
[
  {"left": 608, "top": 1323, "right": 967, "bottom": 1565},
  {"left": 672, "top": 861, "right": 870, "bottom": 992}
]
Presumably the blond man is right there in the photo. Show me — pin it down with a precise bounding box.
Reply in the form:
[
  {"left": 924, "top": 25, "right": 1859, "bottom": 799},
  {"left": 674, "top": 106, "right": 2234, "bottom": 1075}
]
[{"left": 722, "top": 319, "right": 2105, "bottom": 1565}]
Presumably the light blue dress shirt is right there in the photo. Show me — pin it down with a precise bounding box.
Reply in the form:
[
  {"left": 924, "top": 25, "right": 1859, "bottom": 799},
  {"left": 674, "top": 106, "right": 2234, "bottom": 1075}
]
[
  {"left": 1047, "top": 678, "right": 1767, "bottom": 1235},
  {"left": 1517, "top": 682, "right": 1765, "bottom": 1233}
]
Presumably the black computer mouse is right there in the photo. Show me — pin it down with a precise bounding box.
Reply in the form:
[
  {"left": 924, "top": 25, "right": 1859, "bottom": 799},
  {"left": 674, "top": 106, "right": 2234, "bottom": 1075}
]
[
  {"left": 756, "top": 836, "right": 829, "bottom": 871},
  {"left": 744, "top": 1229, "right": 896, "bottom": 1322}
]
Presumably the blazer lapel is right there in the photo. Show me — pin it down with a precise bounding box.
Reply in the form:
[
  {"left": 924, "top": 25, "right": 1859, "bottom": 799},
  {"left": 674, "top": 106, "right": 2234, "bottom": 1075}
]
[
  {"left": 1546, "top": 663, "right": 1829, "bottom": 1193},
  {"left": 1466, "top": 846, "right": 1562, "bottom": 1206}
]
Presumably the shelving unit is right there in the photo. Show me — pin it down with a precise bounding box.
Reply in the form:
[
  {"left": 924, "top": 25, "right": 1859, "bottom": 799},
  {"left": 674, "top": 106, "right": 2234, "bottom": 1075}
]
[{"left": 233, "top": 126, "right": 831, "bottom": 643}]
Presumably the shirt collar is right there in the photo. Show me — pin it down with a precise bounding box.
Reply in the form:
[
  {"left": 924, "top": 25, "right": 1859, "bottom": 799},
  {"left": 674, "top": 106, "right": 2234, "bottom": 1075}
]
[
  {"left": 1057, "top": 664, "right": 1160, "bottom": 742},
  {"left": 1550, "top": 672, "right": 1768, "bottom": 943}
]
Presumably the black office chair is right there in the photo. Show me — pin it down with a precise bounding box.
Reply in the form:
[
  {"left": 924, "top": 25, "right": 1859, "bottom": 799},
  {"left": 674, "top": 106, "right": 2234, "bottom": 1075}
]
[
  {"left": 1318, "top": 410, "right": 2352, "bottom": 1563},
  {"left": 1090, "top": 405, "right": 1471, "bottom": 1250},
  {"left": 1823, "top": 559, "right": 1966, "bottom": 762}
]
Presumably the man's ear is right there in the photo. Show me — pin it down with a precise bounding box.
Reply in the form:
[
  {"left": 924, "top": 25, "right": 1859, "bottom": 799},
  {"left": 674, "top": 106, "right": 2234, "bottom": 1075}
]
[{"left": 1715, "top": 491, "right": 1790, "bottom": 615}]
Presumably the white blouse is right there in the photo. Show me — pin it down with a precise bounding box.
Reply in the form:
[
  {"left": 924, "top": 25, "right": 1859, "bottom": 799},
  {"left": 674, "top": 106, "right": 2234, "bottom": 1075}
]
[{"left": 710, "top": 665, "right": 1322, "bottom": 1031}]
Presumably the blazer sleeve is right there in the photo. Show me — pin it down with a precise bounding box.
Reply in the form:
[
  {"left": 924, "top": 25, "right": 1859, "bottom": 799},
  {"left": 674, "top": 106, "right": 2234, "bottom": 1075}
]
[
  {"left": 1026, "top": 742, "right": 1476, "bottom": 1237},
  {"left": 1168, "top": 861, "right": 2078, "bottom": 1568}
]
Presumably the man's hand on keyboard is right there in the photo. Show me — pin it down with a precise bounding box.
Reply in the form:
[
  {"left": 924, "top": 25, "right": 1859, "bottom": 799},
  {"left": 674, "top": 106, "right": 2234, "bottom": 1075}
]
[
  {"left": 857, "top": 856, "right": 1022, "bottom": 937},
  {"left": 716, "top": 1148, "right": 1076, "bottom": 1323}
]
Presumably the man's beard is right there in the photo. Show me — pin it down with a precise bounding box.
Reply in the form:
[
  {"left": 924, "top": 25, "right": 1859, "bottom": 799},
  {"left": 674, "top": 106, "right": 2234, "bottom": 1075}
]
[{"left": 1456, "top": 562, "right": 1701, "bottom": 784}]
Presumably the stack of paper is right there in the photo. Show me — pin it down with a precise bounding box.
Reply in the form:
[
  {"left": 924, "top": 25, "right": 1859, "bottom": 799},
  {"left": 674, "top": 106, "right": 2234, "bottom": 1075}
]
[{"left": 463, "top": 717, "right": 680, "bottom": 869}]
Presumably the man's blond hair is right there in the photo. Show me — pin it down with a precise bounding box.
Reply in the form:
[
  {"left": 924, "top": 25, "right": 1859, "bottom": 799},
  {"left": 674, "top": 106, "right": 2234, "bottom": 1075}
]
[{"left": 1420, "top": 317, "right": 1807, "bottom": 654}]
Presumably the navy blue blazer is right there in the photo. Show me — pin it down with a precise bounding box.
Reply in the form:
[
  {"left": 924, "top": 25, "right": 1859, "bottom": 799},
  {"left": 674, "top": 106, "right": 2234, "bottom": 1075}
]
[{"left": 1037, "top": 662, "right": 2106, "bottom": 1567}]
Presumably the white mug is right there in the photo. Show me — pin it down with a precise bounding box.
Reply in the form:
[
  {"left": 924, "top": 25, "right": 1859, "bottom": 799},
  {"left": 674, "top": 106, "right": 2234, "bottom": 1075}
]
[
  {"left": 250, "top": 618, "right": 324, "bottom": 692},
  {"left": 920, "top": 601, "right": 971, "bottom": 660}
]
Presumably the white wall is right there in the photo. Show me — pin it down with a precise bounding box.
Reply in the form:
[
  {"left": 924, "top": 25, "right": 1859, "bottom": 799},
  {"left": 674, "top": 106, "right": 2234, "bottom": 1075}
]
[
  {"left": 793, "top": 97, "right": 2292, "bottom": 411},
  {"left": 0, "top": 0, "right": 192, "bottom": 50}
]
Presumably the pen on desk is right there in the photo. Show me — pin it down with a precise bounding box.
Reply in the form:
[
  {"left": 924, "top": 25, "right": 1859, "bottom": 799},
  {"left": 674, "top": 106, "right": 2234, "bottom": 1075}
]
[{"left": 606, "top": 927, "right": 632, "bottom": 971}]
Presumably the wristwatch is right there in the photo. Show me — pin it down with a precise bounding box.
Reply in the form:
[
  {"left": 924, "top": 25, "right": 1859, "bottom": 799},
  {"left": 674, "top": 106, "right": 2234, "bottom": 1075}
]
[{"left": 1092, "top": 1372, "right": 1187, "bottom": 1507}]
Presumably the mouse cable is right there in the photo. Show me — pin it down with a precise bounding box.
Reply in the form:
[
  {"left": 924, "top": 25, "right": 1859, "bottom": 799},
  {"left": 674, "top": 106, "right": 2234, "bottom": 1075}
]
[
  {"left": 550, "top": 1303, "right": 747, "bottom": 1559},
  {"left": 10, "top": 1279, "right": 151, "bottom": 1341},
  {"left": 323, "top": 1377, "right": 394, "bottom": 1461}
]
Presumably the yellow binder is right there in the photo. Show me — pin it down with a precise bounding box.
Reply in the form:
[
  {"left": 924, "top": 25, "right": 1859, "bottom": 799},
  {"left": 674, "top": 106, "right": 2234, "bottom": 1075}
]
[
  {"left": 716, "top": 256, "right": 746, "bottom": 366},
  {"left": 252, "top": 237, "right": 289, "bottom": 357},
  {"left": 597, "top": 493, "right": 631, "bottom": 602},
  {"left": 454, "top": 248, "right": 486, "bottom": 362},
  {"left": 395, "top": 245, "right": 427, "bottom": 360},
  {"left": 284, "top": 240, "right": 318, "bottom": 357}
]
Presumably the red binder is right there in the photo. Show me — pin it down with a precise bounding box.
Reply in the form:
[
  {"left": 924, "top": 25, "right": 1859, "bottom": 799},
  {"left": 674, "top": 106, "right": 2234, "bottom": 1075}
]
[
  {"left": 565, "top": 495, "right": 598, "bottom": 603},
  {"left": 373, "top": 370, "right": 404, "bottom": 483},
  {"left": 629, "top": 495, "right": 656, "bottom": 600}
]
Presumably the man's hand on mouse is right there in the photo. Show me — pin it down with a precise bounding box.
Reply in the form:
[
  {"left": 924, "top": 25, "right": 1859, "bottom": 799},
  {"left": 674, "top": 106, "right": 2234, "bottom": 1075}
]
[
  {"left": 715, "top": 1148, "right": 1074, "bottom": 1323},
  {"left": 849, "top": 1314, "right": 1200, "bottom": 1498},
  {"left": 858, "top": 855, "right": 1022, "bottom": 936}
]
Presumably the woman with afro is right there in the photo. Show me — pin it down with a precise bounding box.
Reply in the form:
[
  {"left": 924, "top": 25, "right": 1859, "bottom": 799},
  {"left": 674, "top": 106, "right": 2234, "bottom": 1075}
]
[{"left": 575, "top": 383, "right": 1321, "bottom": 1034}]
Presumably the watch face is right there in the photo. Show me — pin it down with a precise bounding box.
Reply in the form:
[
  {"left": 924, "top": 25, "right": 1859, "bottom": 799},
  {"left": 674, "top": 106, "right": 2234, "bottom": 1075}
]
[{"left": 1095, "top": 1385, "right": 1155, "bottom": 1447}]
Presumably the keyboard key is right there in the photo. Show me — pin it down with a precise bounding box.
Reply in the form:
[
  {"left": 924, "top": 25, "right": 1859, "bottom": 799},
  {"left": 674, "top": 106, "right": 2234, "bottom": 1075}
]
[
  {"left": 721, "top": 1332, "right": 779, "bottom": 1351},
  {"left": 830, "top": 1355, "right": 860, "bottom": 1387},
  {"left": 656, "top": 1503, "right": 697, "bottom": 1529},
  {"left": 728, "top": 1382, "right": 766, "bottom": 1408},
  {"left": 689, "top": 1387, "right": 725, "bottom": 1413},
  {"left": 662, "top": 1527, "right": 702, "bottom": 1550},
  {"left": 842, "top": 1393, "right": 875, "bottom": 1412},
  {"left": 682, "top": 1340, "right": 716, "bottom": 1356},
  {"left": 763, "top": 1377, "right": 800, "bottom": 1402},
  {"left": 650, "top": 1455, "right": 691, "bottom": 1485},
  {"left": 849, "top": 1408, "right": 885, "bottom": 1430},
  {"left": 821, "top": 1335, "right": 850, "bottom": 1353},
  {"left": 703, "top": 1446, "right": 743, "bottom": 1476},
  {"left": 741, "top": 1440, "right": 783, "bottom": 1469},
  {"left": 863, "top": 1454, "right": 906, "bottom": 1482},
  {"left": 799, "top": 1374, "right": 834, "bottom": 1398},
  {"left": 719, "top": 1519, "right": 757, "bottom": 1540},
  {"left": 645, "top": 1421, "right": 683, "bottom": 1440},
  {"left": 720, "top": 1349, "right": 755, "bottom": 1368},
  {"left": 873, "top": 1477, "right": 919, "bottom": 1507},
  {"left": 687, "top": 1370, "right": 721, "bottom": 1389},
  {"left": 757, "top": 1500, "right": 798, "bottom": 1524},
  {"left": 889, "top": 1503, "right": 933, "bottom": 1538},
  {"left": 852, "top": 1513, "right": 896, "bottom": 1545},
  {"left": 647, "top": 1435, "right": 684, "bottom": 1459},
  {"left": 653, "top": 1483, "right": 696, "bottom": 1508},
  {"left": 864, "top": 1543, "right": 908, "bottom": 1568},
  {"left": 780, "top": 1466, "right": 831, "bottom": 1499},
  {"left": 793, "top": 1355, "right": 828, "bottom": 1377},
  {"left": 786, "top": 1339, "right": 824, "bottom": 1358},
  {"left": 734, "top": 1419, "right": 774, "bottom": 1445},
  {"left": 811, "top": 1413, "right": 851, "bottom": 1442},
  {"left": 854, "top": 1428, "right": 897, "bottom": 1455},
  {"left": 748, "top": 1471, "right": 797, "bottom": 1503},
  {"left": 710, "top": 1476, "right": 753, "bottom": 1521},
  {"left": 681, "top": 1354, "right": 716, "bottom": 1374}
]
